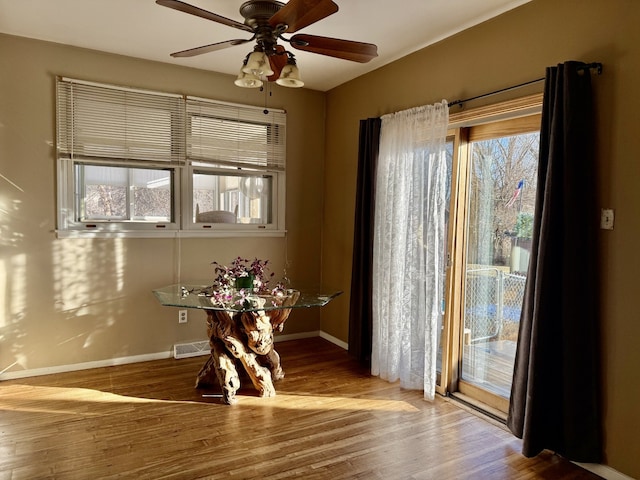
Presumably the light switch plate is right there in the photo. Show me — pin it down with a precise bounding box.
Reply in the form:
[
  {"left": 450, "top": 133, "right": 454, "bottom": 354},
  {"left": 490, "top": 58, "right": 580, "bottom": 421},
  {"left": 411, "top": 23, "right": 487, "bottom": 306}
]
[{"left": 601, "top": 208, "right": 614, "bottom": 230}]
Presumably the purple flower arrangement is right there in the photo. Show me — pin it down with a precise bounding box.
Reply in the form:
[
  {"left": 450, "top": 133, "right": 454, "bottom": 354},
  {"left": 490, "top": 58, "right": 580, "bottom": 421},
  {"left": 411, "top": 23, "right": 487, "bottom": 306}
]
[{"left": 208, "top": 257, "right": 285, "bottom": 307}]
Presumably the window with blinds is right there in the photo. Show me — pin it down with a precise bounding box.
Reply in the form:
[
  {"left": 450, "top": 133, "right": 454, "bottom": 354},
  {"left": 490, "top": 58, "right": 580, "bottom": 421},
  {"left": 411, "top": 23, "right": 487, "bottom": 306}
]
[
  {"left": 57, "top": 79, "right": 185, "bottom": 164},
  {"left": 186, "top": 98, "right": 286, "bottom": 171},
  {"left": 185, "top": 98, "right": 285, "bottom": 229},
  {"left": 55, "top": 77, "right": 286, "bottom": 237}
]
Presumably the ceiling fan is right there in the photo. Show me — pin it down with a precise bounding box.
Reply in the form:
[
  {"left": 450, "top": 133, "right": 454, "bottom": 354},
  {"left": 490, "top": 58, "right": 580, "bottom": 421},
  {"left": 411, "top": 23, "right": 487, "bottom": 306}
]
[{"left": 156, "top": 0, "right": 378, "bottom": 88}]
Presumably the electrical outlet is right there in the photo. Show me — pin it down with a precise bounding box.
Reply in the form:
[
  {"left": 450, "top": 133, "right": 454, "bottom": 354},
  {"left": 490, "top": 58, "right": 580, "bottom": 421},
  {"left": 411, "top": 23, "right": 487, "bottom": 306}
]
[
  {"left": 601, "top": 208, "right": 615, "bottom": 230},
  {"left": 178, "top": 310, "right": 188, "bottom": 323}
]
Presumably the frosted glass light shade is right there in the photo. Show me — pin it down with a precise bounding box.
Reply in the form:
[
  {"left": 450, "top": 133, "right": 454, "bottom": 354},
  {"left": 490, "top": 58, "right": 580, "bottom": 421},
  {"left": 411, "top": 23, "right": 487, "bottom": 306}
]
[
  {"left": 242, "top": 51, "right": 274, "bottom": 76},
  {"left": 234, "top": 68, "right": 263, "bottom": 88},
  {"left": 275, "top": 64, "right": 304, "bottom": 88}
]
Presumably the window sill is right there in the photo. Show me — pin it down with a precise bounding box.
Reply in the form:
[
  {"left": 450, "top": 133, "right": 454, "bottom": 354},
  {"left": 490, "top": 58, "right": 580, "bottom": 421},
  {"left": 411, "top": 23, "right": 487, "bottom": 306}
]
[{"left": 55, "top": 229, "right": 287, "bottom": 239}]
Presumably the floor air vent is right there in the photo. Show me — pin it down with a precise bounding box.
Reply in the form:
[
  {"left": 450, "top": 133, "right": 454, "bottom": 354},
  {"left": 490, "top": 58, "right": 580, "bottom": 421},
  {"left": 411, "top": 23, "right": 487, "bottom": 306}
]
[{"left": 173, "top": 341, "right": 210, "bottom": 359}]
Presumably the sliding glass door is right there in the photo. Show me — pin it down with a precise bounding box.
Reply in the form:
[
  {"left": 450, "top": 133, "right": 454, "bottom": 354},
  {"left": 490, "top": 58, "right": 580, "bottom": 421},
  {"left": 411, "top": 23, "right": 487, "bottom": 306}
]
[
  {"left": 460, "top": 119, "right": 539, "bottom": 407},
  {"left": 439, "top": 107, "right": 541, "bottom": 413}
]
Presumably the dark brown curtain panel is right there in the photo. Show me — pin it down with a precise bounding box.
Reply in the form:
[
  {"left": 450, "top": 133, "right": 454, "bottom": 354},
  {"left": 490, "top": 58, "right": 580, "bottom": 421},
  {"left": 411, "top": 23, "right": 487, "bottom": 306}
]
[
  {"left": 507, "top": 61, "right": 602, "bottom": 462},
  {"left": 348, "top": 117, "right": 381, "bottom": 367}
]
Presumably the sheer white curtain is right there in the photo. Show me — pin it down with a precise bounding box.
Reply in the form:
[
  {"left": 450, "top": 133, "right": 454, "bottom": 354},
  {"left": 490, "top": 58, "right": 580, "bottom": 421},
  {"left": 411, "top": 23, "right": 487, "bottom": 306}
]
[{"left": 371, "top": 100, "right": 449, "bottom": 400}]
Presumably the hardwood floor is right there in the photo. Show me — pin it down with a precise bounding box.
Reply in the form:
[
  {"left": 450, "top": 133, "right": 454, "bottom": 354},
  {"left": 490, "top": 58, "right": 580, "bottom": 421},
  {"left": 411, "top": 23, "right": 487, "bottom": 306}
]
[{"left": 1, "top": 337, "right": 601, "bottom": 479}]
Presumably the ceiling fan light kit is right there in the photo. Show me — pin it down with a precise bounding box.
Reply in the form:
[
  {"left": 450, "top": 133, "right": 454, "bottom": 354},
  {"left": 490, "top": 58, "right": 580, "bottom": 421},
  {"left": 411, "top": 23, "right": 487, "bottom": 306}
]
[{"left": 157, "top": 0, "right": 378, "bottom": 89}]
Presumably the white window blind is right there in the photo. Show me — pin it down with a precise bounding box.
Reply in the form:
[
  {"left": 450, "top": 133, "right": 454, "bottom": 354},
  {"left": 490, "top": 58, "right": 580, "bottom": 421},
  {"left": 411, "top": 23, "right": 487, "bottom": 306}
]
[
  {"left": 56, "top": 77, "right": 185, "bottom": 163},
  {"left": 186, "top": 98, "right": 286, "bottom": 171}
]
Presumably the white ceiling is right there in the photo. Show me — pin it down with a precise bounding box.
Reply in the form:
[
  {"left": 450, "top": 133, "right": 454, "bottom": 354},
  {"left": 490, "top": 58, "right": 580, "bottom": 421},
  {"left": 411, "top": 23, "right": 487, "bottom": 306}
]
[{"left": 0, "top": 0, "right": 531, "bottom": 91}]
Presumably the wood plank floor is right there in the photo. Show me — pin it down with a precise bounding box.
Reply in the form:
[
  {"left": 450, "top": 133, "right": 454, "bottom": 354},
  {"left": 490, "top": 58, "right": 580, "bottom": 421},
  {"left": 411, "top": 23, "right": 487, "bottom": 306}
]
[
  {"left": 0, "top": 337, "right": 601, "bottom": 480},
  {"left": 462, "top": 340, "right": 518, "bottom": 397}
]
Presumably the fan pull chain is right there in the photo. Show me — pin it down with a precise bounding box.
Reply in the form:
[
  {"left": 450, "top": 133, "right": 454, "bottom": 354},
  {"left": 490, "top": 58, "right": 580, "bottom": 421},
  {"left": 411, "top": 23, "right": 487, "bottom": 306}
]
[{"left": 262, "top": 81, "right": 273, "bottom": 114}]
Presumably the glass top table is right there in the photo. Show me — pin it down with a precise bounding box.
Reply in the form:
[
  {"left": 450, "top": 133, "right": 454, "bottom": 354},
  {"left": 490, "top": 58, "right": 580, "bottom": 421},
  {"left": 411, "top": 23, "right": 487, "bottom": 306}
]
[
  {"left": 153, "top": 282, "right": 343, "bottom": 313},
  {"left": 153, "top": 282, "right": 343, "bottom": 404}
]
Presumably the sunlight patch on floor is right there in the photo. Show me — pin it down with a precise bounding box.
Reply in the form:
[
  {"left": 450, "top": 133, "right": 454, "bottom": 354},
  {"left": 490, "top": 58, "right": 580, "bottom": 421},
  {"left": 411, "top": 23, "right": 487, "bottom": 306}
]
[
  {"left": 238, "top": 393, "right": 420, "bottom": 412},
  {"left": 0, "top": 384, "right": 171, "bottom": 416},
  {"left": 0, "top": 384, "right": 420, "bottom": 416}
]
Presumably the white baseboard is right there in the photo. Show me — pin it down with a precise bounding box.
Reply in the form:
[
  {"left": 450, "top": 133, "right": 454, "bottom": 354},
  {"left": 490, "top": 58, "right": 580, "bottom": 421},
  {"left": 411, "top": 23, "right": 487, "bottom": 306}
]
[
  {"left": 0, "top": 330, "right": 347, "bottom": 381},
  {"left": 275, "top": 330, "right": 320, "bottom": 342},
  {"left": 319, "top": 330, "right": 348, "bottom": 350},
  {"left": 574, "top": 462, "right": 636, "bottom": 480},
  {"left": 0, "top": 351, "right": 171, "bottom": 381},
  {"left": 276, "top": 330, "right": 348, "bottom": 350}
]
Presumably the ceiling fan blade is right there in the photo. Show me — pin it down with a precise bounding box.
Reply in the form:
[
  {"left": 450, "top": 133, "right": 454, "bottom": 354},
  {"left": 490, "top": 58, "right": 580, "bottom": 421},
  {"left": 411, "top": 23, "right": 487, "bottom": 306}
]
[
  {"left": 171, "top": 39, "right": 252, "bottom": 58},
  {"left": 290, "top": 34, "right": 378, "bottom": 63},
  {"left": 156, "top": 0, "right": 253, "bottom": 33},
  {"left": 269, "top": 0, "right": 338, "bottom": 33},
  {"left": 267, "top": 46, "right": 289, "bottom": 81}
]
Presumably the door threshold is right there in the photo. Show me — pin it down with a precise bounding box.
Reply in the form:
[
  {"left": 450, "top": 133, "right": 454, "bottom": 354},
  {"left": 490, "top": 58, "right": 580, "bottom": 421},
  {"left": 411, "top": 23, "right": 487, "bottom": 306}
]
[{"left": 446, "top": 392, "right": 509, "bottom": 428}]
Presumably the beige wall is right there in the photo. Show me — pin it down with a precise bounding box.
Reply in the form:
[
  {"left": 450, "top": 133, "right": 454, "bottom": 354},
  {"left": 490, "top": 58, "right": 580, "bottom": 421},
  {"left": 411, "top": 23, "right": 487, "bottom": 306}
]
[
  {"left": 321, "top": 0, "right": 640, "bottom": 476},
  {"left": 0, "top": 34, "right": 326, "bottom": 371}
]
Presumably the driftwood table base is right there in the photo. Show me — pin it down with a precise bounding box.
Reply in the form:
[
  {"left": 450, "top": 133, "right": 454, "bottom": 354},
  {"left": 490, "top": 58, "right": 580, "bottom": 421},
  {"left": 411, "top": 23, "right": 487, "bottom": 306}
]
[
  {"left": 152, "top": 285, "right": 341, "bottom": 403},
  {"left": 195, "top": 292, "right": 299, "bottom": 404}
]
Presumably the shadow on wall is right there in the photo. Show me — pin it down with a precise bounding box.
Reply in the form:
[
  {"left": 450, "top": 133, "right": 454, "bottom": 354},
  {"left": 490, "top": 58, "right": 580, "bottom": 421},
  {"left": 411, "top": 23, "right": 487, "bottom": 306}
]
[
  {"left": 0, "top": 207, "right": 134, "bottom": 374},
  {"left": 0, "top": 176, "right": 28, "bottom": 373}
]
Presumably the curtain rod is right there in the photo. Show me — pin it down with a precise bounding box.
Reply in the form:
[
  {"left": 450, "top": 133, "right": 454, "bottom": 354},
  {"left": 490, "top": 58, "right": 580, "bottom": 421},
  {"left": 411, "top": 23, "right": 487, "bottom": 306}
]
[{"left": 448, "top": 62, "right": 602, "bottom": 108}]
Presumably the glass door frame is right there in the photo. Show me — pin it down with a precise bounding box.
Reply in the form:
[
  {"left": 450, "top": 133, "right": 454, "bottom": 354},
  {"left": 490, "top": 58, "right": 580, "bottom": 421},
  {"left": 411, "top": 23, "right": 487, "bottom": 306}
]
[{"left": 436, "top": 94, "right": 543, "bottom": 414}]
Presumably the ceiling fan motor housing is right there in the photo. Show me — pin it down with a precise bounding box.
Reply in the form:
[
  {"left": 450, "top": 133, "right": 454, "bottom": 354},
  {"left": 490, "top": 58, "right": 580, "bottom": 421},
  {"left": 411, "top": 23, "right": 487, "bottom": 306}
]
[
  {"left": 240, "top": 1, "right": 284, "bottom": 27},
  {"left": 240, "top": 1, "right": 287, "bottom": 54}
]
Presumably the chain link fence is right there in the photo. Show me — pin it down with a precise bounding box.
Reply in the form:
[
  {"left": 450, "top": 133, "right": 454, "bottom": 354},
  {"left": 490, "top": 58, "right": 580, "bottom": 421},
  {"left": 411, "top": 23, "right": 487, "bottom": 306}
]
[{"left": 464, "top": 268, "right": 526, "bottom": 343}]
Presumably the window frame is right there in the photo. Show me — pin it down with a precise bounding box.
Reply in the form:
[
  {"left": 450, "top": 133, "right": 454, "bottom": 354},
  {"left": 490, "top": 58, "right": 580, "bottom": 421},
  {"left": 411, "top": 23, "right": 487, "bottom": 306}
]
[
  {"left": 183, "top": 164, "right": 285, "bottom": 235},
  {"left": 55, "top": 77, "right": 286, "bottom": 238}
]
